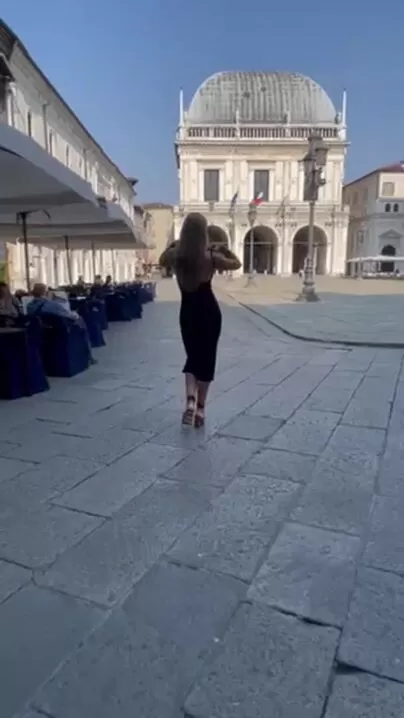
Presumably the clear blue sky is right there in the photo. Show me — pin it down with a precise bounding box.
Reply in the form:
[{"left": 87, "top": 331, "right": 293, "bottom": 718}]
[{"left": 2, "top": 1, "right": 404, "bottom": 203}]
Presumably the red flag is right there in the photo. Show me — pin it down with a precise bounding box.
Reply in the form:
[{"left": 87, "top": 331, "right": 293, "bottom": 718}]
[{"left": 250, "top": 191, "right": 263, "bottom": 206}]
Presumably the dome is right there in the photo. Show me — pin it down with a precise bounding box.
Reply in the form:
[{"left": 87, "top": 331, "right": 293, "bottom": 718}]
[{"left": 187, "top": 71, "right": 336, "bottom": 125}]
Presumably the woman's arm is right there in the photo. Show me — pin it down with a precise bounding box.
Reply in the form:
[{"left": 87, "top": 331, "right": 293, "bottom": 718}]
[
  {"left": 159, "top": 241, "right": 178, "bottom": 268},
  {"left": 211, "top": 246, "right": 241, "bottom": 272}
]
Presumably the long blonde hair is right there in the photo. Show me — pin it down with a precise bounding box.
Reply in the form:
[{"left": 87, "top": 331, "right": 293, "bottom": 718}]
[{"left": 176, "top": 212, "right": 208, "bottom": 291}]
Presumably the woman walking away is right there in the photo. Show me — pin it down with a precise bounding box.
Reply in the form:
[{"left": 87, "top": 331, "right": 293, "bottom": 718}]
[{"left": 159, "top": 212, "right": 241, "bottom": 428}]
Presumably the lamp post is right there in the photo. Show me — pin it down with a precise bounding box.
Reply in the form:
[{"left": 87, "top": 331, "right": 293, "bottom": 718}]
[
  {"left": 357, "top": 224, "right": 365, "bottom": 279},
  {"left": 246, "top": 204, "right": 257, "bottom": 286},
  {"left": 297, "top": 134, "right": 328, "bottom": 302}
]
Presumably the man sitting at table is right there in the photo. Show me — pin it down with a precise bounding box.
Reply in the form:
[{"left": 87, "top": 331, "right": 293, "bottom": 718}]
[{"left": 27, "top": 283, "right": 96, "bottom": 364}]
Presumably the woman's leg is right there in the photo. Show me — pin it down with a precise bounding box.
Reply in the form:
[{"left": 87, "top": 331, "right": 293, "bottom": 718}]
[
  {"left": 194, "top": 380, "right": 210, "bottom": 427},
  {"left": 182, "top": 372, "right": 197, "bottom": 424}
]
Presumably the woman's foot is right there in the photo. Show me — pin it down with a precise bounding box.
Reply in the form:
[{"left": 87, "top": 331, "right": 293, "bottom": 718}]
[
  {"left": 182, "top": 395, "right": 196, "bottom": 425},
  {"left": 194, "top": 402, "right": 205, "bottom": 429}
]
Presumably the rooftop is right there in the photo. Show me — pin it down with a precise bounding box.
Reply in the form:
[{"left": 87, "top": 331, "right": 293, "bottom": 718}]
[{"left": 187, "top": 71, "right": 337, "bottom": 125}]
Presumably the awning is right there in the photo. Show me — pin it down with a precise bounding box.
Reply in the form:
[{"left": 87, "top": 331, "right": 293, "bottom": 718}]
[
  {"left": 0, "top": 202, "right": 140, "bottom": 242},
  {"left": 0, "top": 123, "right": 144, "bottom": 285},
  {"left": 0, "top": 122, "right": 103, "bottom": 288},
  {"left": 0, "top": 122, "right": 97, "bottom": 212}
]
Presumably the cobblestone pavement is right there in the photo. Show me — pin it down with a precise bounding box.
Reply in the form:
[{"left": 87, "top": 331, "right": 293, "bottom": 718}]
[
  {"left": 1, "top": 279, "right": 404, "bottom": 717},
  {"left": 222, "top": 275, "right": 404, "bottom": 346}
]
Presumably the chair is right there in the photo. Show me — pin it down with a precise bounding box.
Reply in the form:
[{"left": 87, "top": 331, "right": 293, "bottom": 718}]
[{"left": 39, "top": 313, "right": 91, "bottom": 377}]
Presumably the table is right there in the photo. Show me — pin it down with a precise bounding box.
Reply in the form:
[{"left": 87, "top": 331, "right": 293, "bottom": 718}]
[{"left": 0, "top": 326, "right": 49, "bottom": 400}]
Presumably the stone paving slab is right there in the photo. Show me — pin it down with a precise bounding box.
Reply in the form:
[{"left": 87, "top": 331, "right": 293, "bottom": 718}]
[
  {"left": 0, "top": 456, "right": 103, "bottom": 511},
  {"left": 217, "top": 413, "right": 284, "bottom": 441},
  {"left": 0, "top": 584, "right": 105, "bottom": 718},
  {"left": 1, "top": 279, "right": 404, "bottom": 716},
  {"left": 0, "top": 559, "right": 31, "bottom": 604},
  {"left": 338, "top": 567, "right": 404, "bottom": 682},
  {"left": 362, "top": 495, "right": 404, "bottom": 574},
  {"left": 164, "top": 435, "right": 261, "bottom": 488},
  {"left": 0, "top": 456, "right": 36, "bottom": 482},
  {"left": 291, "top": 470, "right": 375, "bottom": 536},
  {"left": 305, "top": 370, "right": 363, "bottom": 413},
  {"left": 168, "top": 475, "right": 299, "bottom": 581},
  {"left": 242, "top": 447, "right": 317, "bottom": 484},
  {"left": 325, "top": 672, "right": 404, "bottom": 718},
  {"left": 248, "top": 523, "right": 360, "bottom": 626},
  {"left": 37, "top": 480, "right": 216, "bottom": 606},
  {"left": 31, "top": 564, "right": 244, "bottom": 718},
  {"left": 268, "top": 408, "right": 340, "bottom": 455},
  {"left": 52, "top": 456, "right": 158, "bottom": 517},
  {"left": 0, "top": 504, "right": 102, "bottom": 569},
  {"left": 184, "top": 602, "right": 339, "bottom": 718}
]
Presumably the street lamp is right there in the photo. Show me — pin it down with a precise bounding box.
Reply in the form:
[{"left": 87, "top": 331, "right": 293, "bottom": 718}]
[
  {"left": 246, "top": 204, "right": 257, "bottom": 286},
  {"left": 297, "top": 134, "right": 328, "bottom": 302},
  {"left": 357, "top": 224, "right": 365, "bottom": 279}
]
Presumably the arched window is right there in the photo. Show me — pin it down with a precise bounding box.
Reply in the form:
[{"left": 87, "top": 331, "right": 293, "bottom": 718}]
[
  {"left": 48, "top": 131, "right": 54, "bottom": 156},
  {"left": 26, "top": 111, "right": 32, "bottom": 137},
  {"left": 385, "top": 203, "right": 391, "bottom": 212},
  {"left": 65, "top": 145, "right": 70, "bottom": 167},
  {"left": 393, "top": 203, "right": 399, "bottom": 212},
  {"left": 381, "top": 244, "right": 396, "bottom": 273}
]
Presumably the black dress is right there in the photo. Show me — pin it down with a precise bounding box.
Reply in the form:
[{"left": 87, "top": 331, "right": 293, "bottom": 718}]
[{"left": 179, "top": 279, "right": 222, "bottom": 383}]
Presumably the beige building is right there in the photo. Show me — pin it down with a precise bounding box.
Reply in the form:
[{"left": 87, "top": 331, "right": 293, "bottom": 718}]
[
  {"left": 0, "top": 19, "right": 149, "bottom": 287},
  {"left": 174, "top": 71, "right": 349, "bottom": 275},
  {"left": 142, "top": 203, "right": 174, "bottom": 263},
  {"left": 343, "top": 163, "right": 404, "bottom": 270}
]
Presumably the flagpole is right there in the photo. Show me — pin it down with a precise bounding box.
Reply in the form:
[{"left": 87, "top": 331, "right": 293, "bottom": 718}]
[
  {"left": 246, "top": 204, "right": 257, "bottom": 287},
  {"left": 228, "top": 208, "right": 235, "bottom": 281},
  {"left": 228, "top": 190, "right": 239, "bottom": 280}
]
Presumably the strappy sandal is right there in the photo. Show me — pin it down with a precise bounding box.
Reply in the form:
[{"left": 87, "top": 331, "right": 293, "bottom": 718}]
[
  {"left": 194, "top": 402, "right": 205, "bottom": 429},
  {"left": 182, "top": 395, "right": 196, "bottom": 425}
]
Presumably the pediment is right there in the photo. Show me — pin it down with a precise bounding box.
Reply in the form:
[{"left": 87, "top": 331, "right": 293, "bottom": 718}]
[{"left": 379, "top": 230, "right": 402, "bottom": 240}]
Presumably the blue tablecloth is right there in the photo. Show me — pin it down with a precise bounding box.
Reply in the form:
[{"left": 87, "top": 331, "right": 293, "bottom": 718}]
[
  {"left": 39, "top": 315, "right": 91, "bottom": 377},
  {"left": 70, "top": 298, "right": 106, "bottom": 348},
  {"left": 0, "top": 326, "right": 49, "bottom": 400}
]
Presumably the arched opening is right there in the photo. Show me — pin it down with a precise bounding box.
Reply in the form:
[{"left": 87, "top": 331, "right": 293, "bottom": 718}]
[
  {"left": 208, "top": 225, "right": 230, "bottom": 275},
  {"left": 381, "top": 244, "right": 396, "bottom": 273},
  {"left": 292, "top": 226, "right": 328, "bottom": 275},
  {"left": 243, "top": 225, "right": 278, "bottom": 274},
  {"left": 207, "top": 225, "right": 229, "bottom": 248}
]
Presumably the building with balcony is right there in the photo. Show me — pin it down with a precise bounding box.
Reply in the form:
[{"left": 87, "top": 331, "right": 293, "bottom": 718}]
[
  {"left": 343, "top": 163, "right": 404, "bottom": 272},
  {"left": 174, "top": 71, "right": 349, "bottom": 275},
  {"left": 0, "top": 20, "right": 148, "bottom": 287}
]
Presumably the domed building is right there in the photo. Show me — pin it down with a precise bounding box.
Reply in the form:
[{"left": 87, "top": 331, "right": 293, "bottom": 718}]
[{"left": 174, "top": 71, "right": 349, "bottom": 275}]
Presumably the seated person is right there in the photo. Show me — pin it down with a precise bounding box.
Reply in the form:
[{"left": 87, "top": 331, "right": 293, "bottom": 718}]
[
  {"left": 91, "top": 274, "right": 106, "bottom": 298},
  {"left": 104, "top": 275, "right": 113, "bottom": 288},
  {"left": 74, "top": 276, "right": 88, "bottom": 297},
  {"left": 0, "top": 282, "right": 22, "bottom": 323},
  {"left": 27, "top": 283, "right": 96, "bottom": 364}
]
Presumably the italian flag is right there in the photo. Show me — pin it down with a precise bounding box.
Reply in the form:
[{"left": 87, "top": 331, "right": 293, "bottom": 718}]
[{"left": 250, "top": 192, "right": 263, "bottom": 206}]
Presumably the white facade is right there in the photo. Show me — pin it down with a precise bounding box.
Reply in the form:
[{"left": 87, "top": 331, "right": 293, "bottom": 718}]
[
  {"left": 0, "top": 20, "right": 147, "bottom": 287},
  {"left": 344, "top": 164, "right": 404, "bottom": 270},
  {"left": 174, "top": 72, "right": 349, "bottom": 275}
]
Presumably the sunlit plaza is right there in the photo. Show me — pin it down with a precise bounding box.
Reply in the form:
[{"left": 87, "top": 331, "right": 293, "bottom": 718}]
[{"left": 1, "top": 7, "right": 404, "bottom": 718}]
